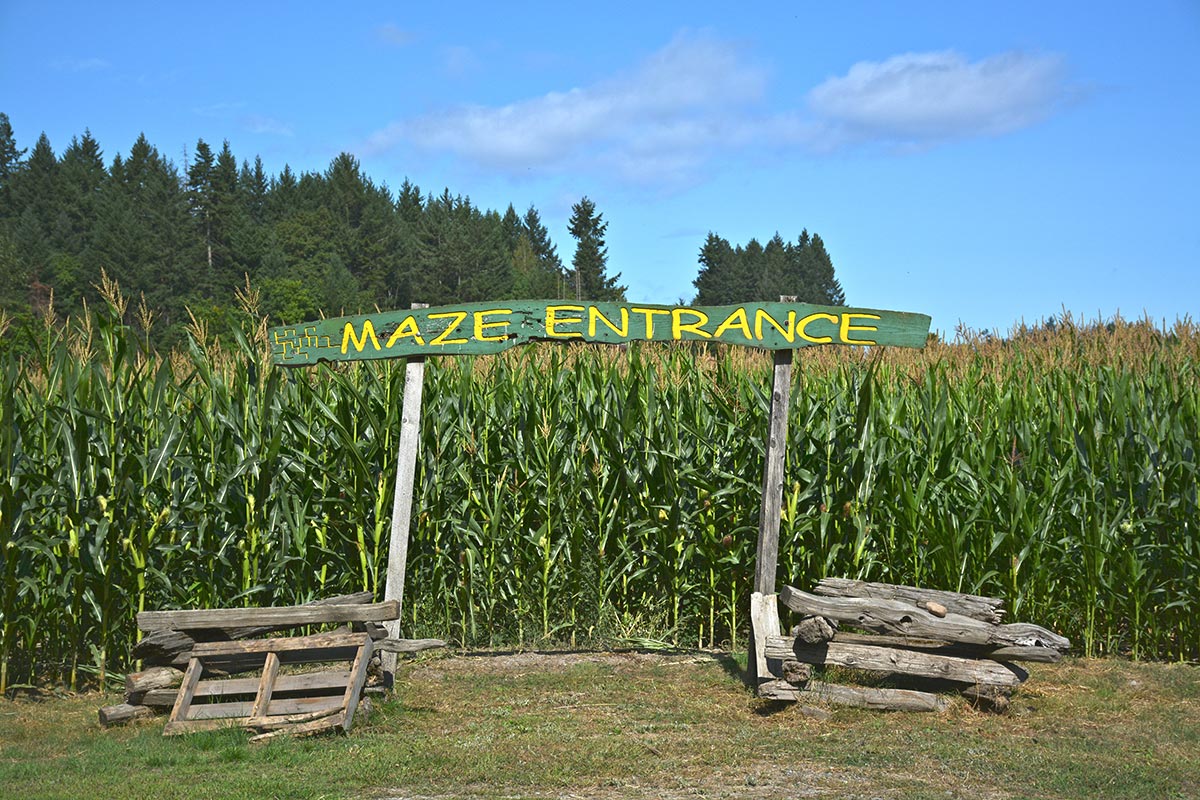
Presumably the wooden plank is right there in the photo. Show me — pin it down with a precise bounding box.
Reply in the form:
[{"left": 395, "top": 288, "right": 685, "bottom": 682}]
[
  {"left": 383, "top": 311, "right": 427, "bottom": 681},
  {"left": 248, "top": 714, "right": 346, "bottom": 743},
  {"left": 375, "top": 637, "right": 446, "bottom": 654},
  {"left": 779, "top": 585, "right": 1070, "bottom": 651},
  {"left": 754, "top": 348, "right": 792, "bottom": 596},
  {"left": 341, "top": 636, "right": 374, "bottom": 730},
  {"left": 142, "top": 670, "right": 353, "bottom": 706},
  {"left": 764, "top": 635, "right": 1025, "bottom": 687},
  {"left": 168, "top": 656, "right": 203, "bottom": 725},
  {"left": 138, "top": 603, "right": 398, "bottom": 633},
  {"left": 190, "top": 632, "right": 367, "bottom": 657},
  {"left": 269, "top": 300, "right": 933, "bottom": 366},
  {"left": 133, "top": 592, "right": 376, "bottom": 664},
  {"left": 814, "top": 578, "right": 1005, "bottom": 623},
  {"left": 831, "top": 632, "right": 1063, "bottom": 663},
  {"left": 249, "top": 652, "right": 280, "bottom": 720},
  {"left": 749, "top": 592, "right": 781, "bottom": 687},
  {"left": 188, "top": 694, "right": 345, "bottom": 721},
  {"left": 760, "top": 679, "right": 950, "bottom": 712}
]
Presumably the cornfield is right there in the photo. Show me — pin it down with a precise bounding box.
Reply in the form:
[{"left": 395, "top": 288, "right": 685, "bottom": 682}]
[{"left": 1, "top": 289, "right": 1198, "bottom": 692}]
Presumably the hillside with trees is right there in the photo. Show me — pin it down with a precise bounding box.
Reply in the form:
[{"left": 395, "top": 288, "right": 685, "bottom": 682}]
[
  {"left": 0, "top": 114, "right": 847, "bottom": 351},
  {"left": 0, "top": 115, "right": 626, "bottom": 349}
]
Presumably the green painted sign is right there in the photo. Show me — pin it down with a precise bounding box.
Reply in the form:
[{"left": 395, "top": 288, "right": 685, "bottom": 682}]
[{"left": 270, "top": 301, "right": 931, "bottom": 366}]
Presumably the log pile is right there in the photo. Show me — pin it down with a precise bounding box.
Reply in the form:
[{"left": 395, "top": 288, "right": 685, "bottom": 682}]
[
  {"left": 99, "top": 594, "right": 445, "bottom": 732},
  {"left": 752, "top": 579, "right": 1070, "bottom": 713}
]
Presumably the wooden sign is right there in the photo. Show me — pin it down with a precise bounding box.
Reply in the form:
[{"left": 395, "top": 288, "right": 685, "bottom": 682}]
[{"left": 270, "top": 300, "right": 931, "bottom": 366}]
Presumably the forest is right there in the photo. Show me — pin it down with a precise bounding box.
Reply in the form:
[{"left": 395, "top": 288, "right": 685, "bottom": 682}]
[{"left": 0, "top": 114, "right": 843, "bottom": 349}]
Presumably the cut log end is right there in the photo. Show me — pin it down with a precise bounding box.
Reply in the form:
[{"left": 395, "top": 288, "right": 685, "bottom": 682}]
[{"left": 98, "top": 703, "right": 156, "bottom": 727}]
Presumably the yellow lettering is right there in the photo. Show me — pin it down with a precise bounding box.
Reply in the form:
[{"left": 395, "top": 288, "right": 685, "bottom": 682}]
[
  {"left": 341, "top": 320, "right": 381, "bottom": 354},
  {"left": 672, "top": 308, "right": 711, "bottom": 339},
  {"left": 839, "top": 313, "right": 881, "bottom": 345},
  {"left": 797, "top": 312, "right": 838, "bottom": 344},
  {"left": 385, "top": 315, "right": 425, "bottom": 348},
  {"left": 473, "top": 309, "right": 512, "bottom": 343},
  {"left": 428, "top": 311, "right": 469, "bottom": 346},
  {"left": 754, "top": 309, "right": 795, "bottom": 343},
  {"left": 713, "top": 308, "right": 753, "bottom": 341},
  {"left": 545, "top": 305, "right": 584, "bottom": 338},
  {"left": 631, "top": 307, "right": 671, "bottom": 339},
  {"left": 588, "top": 305, "right": 629, "bottom": 338}
]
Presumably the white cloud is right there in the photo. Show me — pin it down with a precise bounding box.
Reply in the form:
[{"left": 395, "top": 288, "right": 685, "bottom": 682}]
[
  {"left": 808, "top": 50, "right": 1071, "bottom": 144},
  {"left": 365, "top": 38, "right": 1075, "bottom": 186},
  {"left": 365, "top": 31, "right": 767, "bottom": 184}
]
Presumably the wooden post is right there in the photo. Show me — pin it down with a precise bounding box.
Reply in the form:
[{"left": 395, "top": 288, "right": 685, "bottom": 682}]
[
  {"left": 750, "top": 296, "right": 794, "bottom": 685},
  {"left": 382, "top": 303, "right": 428, "bottom": 682}
]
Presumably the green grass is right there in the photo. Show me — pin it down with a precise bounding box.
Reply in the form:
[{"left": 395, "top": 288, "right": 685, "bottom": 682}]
[{"left": 1, "top": 653, "right": 1197, "bottom": 799}]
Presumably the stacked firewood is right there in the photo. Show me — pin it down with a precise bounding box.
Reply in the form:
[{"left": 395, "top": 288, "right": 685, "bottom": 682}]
[
  {"left": 753, "top": 578, "right": 1070, "bottom": 712},
  {"left": 99, "top": 593, "right": 444, "bottom": 729}
]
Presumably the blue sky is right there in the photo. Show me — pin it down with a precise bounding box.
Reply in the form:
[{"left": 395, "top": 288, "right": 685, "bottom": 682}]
[{"left": 2, "top": 1, "right": 1197, "bottom": 336}]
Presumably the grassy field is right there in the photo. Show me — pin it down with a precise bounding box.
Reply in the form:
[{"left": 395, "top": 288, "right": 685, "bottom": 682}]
[{"left": 1, "top": 652, "right": 1197, "bottom": 800}]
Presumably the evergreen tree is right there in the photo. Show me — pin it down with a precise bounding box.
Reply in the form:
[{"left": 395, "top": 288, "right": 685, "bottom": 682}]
[
  {"left": 517, "top": 205, "right": 564, "bottom": 298},
  {"left": 567, "top": 196, "right": 624, "bottom": 301},
  {"left": 0, "top": 113, "right": 26, "bottom": 218},
  {"left": 693, "top": 232, "right": 735, "bottom": 305},
  {"left": 692, "top": 229, "right": 846, "bottom": 305}
]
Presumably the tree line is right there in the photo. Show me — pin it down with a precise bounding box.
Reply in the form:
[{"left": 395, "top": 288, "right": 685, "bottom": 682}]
[{"left": 0, "top": 113, "right": 842, "bottom": 349}]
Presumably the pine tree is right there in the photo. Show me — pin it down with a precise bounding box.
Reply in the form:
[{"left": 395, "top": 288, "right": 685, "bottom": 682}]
[
  {"left": 567, "top": 196, "right": 624, "bottom": 301},
  {"left": 693, "top": 232, "right": 735, "bottom": 305},
  {"left": 0, "top": 113, "right": 26, "bottom": 218},
  {"left": 519, "top": 205, "right": 564, "bottom": 298}
]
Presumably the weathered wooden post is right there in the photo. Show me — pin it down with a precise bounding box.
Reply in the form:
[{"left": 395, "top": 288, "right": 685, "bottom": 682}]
[
  {"left": 750, "top": 297, "right": 794, "bottom": 686},
  {"left": 382, "top": 303, "right": 428, "bottom": 682}
]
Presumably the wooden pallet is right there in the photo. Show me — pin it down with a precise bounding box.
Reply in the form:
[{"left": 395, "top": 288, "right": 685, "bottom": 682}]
[{"left": 163, "top": 632, "right": 373, "bottom": 737}]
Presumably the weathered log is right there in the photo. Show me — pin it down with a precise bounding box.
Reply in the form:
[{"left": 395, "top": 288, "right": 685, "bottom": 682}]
[
  {"left": 125, "top": 666, "right": 184, "bottom": 695},
  {"left": 814, "top": 578, "right": 1005, "bottom": 623},
  {"left": 374, "top": 638, "right": 447, "bottom": 654},
  {"left": 831, "top": 632, "right": 1063, "bottom": 663},
  {"left": 98, "top": 703, "right": 156, "bottom": 727},
  {"left": 760, "top": 679, "right": 950, "bottom": 712},
  {"left": 961, "top": 684, "right": 1013, "bottom": 713},
  {"left": 133, "top": 592, "right": 375, "bottom": 665},
  {"left": 764, "top": 635, "right": 1025, "bottom": 687},
  {"left": 781, "top": 586, "right": 1069, "bottom": 651},
  {"left": 749, "top": 592, "right": 782, "bottom": 686},
  {"left": 138, "top": 601, "right": 399, "bottom": 633},
  {"left": 791, "top": 615, "right": 837, "bottom": 644}
]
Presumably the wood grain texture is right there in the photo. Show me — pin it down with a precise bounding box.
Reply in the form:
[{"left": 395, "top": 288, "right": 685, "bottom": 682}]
[
  {"left": 764, "top": 635, "right": 1025, "bottom": 687},
  {"left": 754, "top": 350, "right": 791, "bottom": 596},
  {"left": 830, "top": 632, "right": 1063, "bottom": 663},
  {"left": 780, "top": 586, "right": 1069, "bottom": 651},
  {"left": 383, "top": 323, "right": 426, "bottom": 680},
  {"left": 749, "top": 592, "right": 781, "bottom": 686},
  {"left": 759, "top": 679, "right": 950, "bottom": 712},
  {"left": 813, "top": 578, "right": 1005, "bottom": 623},
  {"left": 138, "top": 603, "right": 398, "bottom": 633},
  {"left": 97, "top": 703, "right": 155, "bottom": 727}
]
